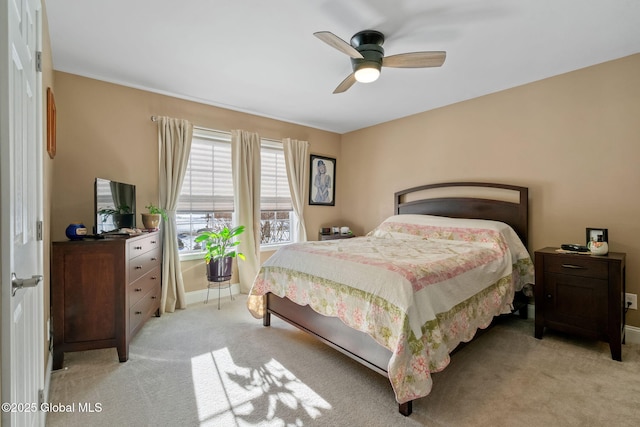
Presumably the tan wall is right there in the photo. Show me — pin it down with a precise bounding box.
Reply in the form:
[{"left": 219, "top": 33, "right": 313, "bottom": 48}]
[
  {"left": 181, "top": 250, "right": 275, "bottom": 294},
  {"left": 341, "top": 54, "right": 640, "bottom": 327}
]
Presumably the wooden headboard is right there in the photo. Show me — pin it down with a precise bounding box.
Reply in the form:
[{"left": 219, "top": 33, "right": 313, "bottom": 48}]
[{"left": 394, "top": 182, "right": 529, "bottom": 247}]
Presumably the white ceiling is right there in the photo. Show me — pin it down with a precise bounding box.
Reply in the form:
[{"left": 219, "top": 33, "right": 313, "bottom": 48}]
[{"left": 45, "top": 0, "right": 640, "bottom": 134}]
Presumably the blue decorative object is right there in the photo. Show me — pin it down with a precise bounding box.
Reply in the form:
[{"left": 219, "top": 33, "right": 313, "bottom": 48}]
[{"left": 66, "top": 222, "right": 87, "bottom": 240}]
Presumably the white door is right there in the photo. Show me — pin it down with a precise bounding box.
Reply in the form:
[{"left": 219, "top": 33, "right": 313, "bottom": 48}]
[{"left": 1, "top": 0, "right": 45, "bottom": 426}]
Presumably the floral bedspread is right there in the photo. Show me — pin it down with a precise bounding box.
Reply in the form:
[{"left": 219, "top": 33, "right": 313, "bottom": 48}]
[{"left": 247, "top": 215, "right": 534, "bottom": 404}]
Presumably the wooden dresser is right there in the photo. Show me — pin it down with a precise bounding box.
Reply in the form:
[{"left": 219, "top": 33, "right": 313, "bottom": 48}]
[{"left": 51, "top": 231, "right": 161, "bottom": 369}]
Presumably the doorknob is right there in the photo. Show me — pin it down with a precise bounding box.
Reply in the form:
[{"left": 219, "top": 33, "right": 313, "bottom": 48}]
[{"left": 11, "top": 272, "right": 43, "bottom": 296}]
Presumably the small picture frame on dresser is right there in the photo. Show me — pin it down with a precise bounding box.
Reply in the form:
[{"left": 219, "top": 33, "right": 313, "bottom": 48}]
[{"left": 586, "top": 227, "right": 608, "bottom": 244}]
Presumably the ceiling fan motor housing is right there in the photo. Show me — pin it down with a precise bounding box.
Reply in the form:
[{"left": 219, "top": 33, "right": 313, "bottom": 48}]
[{"left": 350, "top": 30, "right": 385, "bottom": 72}]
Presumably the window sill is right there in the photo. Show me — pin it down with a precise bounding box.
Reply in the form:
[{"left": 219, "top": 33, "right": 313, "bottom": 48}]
[
  {"left": 180, "top": 252, "right": 206, "bottom": 262},
  {"left": 260, "top": 242, "right": 290, "bottom": 252}
]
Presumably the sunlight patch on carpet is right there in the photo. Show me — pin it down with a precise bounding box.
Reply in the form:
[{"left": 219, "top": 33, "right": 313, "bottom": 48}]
[{"left": 191, "top": 347, "right": 332, "bottom": 425}]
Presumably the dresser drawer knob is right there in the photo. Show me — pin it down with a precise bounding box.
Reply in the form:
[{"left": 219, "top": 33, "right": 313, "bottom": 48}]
[
  {"left": 561, "top": 264, "right": 586, "bottom": 269},
  {"left": 151, "top": 240, "right": 157, "bottom": 244},
  {"left": 135, "top": 288, "right": 143, "bottom": 292},
  {"left": 151, "top": 276, "right": 158, "bottom": 280},
  {"left": 151, "top": 296, "right": 157, "bottom": 300},
  {"left": 151, "top": 257, "right": 157, "bottom": 261},
  {"left": 546, "top": 294, "right": 552, "bottom": 299},
  {"left": 135, "top": 265, "right": 142, "bottom": 270},
  {"left": 135, "top": 311, "right": 142, "bottom": 315},
  {"left": 134, "top": 246, "right": 143, "bottom": 250}
]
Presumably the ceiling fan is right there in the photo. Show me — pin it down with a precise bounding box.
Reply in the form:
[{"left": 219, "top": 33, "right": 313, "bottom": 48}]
[{"left": 314, "top": 30, "right": 446, "bottom": 94}]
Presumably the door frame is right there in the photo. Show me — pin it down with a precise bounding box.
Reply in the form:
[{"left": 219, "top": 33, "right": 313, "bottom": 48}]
[{"left": 0, "top": 0, "right": 46, "bottom": 425}]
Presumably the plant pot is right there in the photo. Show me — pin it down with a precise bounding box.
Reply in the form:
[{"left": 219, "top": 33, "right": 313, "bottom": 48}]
[
  {"left": 113, "top": 213, "right": 135, "bottom": 229},
  {"left": 141, "top": 213, "right": 161, "bottom": 231},
  {"left": 206, "top": 257, "right": 233, "bottom": 282}
]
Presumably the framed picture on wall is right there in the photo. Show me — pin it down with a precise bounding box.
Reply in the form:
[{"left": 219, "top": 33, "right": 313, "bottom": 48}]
[
  {"left": 586, "top": 227, "right": 608, "bottom": 244},
  {"left": 309, "top": 155, "right": 336, "bottom": 206}
]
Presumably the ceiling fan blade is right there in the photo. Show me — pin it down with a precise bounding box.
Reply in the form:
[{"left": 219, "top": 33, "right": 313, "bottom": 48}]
[
  {"left": 314, "top": 31, "right": 364, "bottom": 59},
  {"left": 382, "top": 51, "right": 446, "bottom": 68},
  {"left": 333, "top": 73, "right": 357, "bottom": 94}
]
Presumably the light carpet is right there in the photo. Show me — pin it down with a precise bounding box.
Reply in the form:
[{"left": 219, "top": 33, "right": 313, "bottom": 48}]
[{"left": 47, "top": 294, "right": 640, "bottom": 427}]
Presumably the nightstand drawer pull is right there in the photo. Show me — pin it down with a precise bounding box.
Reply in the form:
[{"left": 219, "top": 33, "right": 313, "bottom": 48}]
[{"left": 561, "top": 264, "right": 586, "bottom": 269}]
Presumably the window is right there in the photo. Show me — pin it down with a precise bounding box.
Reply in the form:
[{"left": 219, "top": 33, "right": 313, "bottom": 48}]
[
  {"left": 176, "top": 129, "right": 233, "bottom": 253},
  {"left": 260, "top": 141, "right": 293, "bottom": 246},
  {"left": 176, "top": 129, "right": 293, "bottom": 255}
]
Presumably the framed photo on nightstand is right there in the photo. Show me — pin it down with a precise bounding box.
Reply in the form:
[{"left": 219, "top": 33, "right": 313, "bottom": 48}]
[{"left": 586, "top": 228, "right": 608, "bottom": 244}]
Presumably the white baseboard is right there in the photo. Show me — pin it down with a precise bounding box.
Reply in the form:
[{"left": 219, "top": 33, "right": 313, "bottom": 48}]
[
  {"left": 625, "top": 325, "right": 640, "bottom": 345},
  {"left": 527, "top": 304, "right": 640, "bottom": 345},
  {"left": 527, "top": 303, "right": 535, "bottom": 320},
  {"left": 185, "top": 283, "right": 240, "bottom": 306}
]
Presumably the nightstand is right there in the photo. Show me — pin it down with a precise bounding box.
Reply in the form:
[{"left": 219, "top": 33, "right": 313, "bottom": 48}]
[
  {"left": 534, "top": 247, "right": 626, "bottom": 361},
  {"left": 318, "top": 233, "right": 355, "bottom": 241}
]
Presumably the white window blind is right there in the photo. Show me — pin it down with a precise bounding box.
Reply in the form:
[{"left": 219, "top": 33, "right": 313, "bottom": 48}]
[
  {"left": 261, "top": 141, "right": 292, "bottom": 211},
  {"left": 178, "top": 129, "right": 233, "bottom": 213},
  {"left": 176, "top": 129, "right": 294, "bottom": 253}
]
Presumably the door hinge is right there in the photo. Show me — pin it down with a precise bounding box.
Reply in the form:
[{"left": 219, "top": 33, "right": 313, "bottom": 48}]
[
  {"left": 36, "top": 220, "right": 43, "bottom": 241},
  {"left": 36, "top": 51, "right": 42, "bottom": 72}
]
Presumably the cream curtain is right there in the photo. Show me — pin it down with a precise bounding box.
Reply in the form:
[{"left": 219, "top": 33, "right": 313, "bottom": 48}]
[
  {"left": 283, "top": 138, "right": 309, "bottom": 242},
  {"left": 231, "top": 129, "right": 261, "bottom": 294},
  {"left": 157, "top": 116, "right": 193, "bottom": 313}
]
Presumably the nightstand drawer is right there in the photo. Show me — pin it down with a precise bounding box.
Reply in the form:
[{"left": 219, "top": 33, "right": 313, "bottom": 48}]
[{"left": 544, "top": 255, "right": 608, "bottom": 279}]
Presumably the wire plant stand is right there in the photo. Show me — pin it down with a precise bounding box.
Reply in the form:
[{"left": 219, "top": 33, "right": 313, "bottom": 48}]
[{"left": 205, "top": 278, "right": 234, "bottom": 309}]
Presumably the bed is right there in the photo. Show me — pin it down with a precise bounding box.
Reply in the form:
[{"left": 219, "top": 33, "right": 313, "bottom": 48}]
[{"left": 247, "top": 182, "right": 534, "bottom": 416}]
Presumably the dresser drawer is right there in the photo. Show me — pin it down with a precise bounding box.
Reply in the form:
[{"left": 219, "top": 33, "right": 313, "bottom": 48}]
[
  {"left": 129, "top": 266, "right": 161, "bottom": 307},
  {"left": 129, "top": 285, "right": 160, "bottom": 335},
  {"left": 128, "top": 234, "right": 161, "bottom": 259},
  {"left": 544, "top": 255, "right": 608, "bottom": 279},
  {"left": 129, "top": 248, "right": 161, "bottom": 283}
]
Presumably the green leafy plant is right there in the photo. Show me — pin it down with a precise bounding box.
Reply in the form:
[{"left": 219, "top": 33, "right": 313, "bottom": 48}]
[
  {"left": 145, "top": 204, "right": 168, "bottom": 221},
  {"left": 194, "top": 225, "right": 246, "bottom": 263}
]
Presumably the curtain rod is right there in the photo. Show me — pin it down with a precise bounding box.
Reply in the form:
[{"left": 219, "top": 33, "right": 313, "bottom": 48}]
[{"left": 149, "top": 117, "right": 278, "bottom": 143}]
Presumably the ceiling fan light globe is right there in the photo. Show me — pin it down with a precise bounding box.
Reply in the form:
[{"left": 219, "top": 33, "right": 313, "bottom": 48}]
[{"left": 354, "top": 67, "right": 380, "bottom": 83}]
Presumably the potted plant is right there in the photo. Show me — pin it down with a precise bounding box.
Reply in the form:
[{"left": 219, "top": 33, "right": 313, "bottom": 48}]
[
  {"left": 141, "top": 204, "right": 168, "bottom": 231},
  {"left": 194, "top": 225, "right": 246, "bottom": 282},
  {"left": 98, "top": 205, "right": 134, "bottom": 229}
]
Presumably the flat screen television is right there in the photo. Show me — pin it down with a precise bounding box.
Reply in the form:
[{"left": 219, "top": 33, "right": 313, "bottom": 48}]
[{"left": 94, "top": 177, "right": 136, "bottom": 233}]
